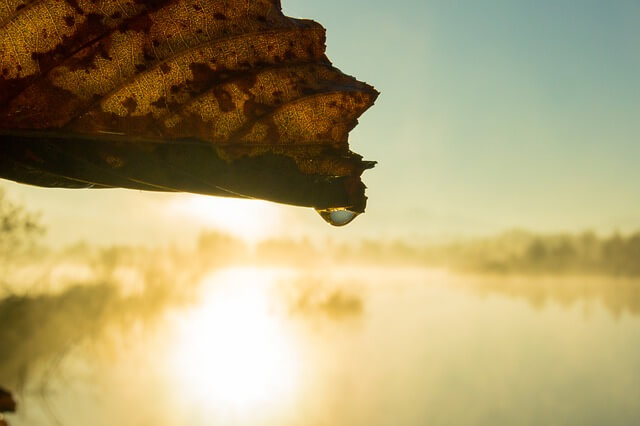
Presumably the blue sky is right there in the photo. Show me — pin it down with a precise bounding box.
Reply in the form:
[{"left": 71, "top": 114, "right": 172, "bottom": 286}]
[
  {"left": 283, "top": 0, "right": 640, "bottom": 238},
  {"left": 3, "top": 0, "right": 639, "bottom": 245}
]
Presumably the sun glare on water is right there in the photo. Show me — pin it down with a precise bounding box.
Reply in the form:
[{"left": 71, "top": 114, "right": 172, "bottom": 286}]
[{"left": 168, "top": 267, "right": 300, "bottom": 419}]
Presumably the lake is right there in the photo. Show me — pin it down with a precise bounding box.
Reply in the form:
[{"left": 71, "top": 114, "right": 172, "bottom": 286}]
[{"left": 2, "top": 264, "right": 640, "bottom": 426}]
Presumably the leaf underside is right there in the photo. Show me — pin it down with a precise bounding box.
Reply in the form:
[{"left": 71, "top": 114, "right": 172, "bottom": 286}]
[{"left": 0, "top": 0, "right": 378, "bottom": 211}]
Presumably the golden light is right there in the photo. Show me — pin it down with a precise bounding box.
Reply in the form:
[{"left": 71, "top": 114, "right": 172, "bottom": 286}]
[
  {"left": 168, "top": 267, "right": 300, "bottom": 418},
  {"left": 167, "top": 194, "right": 285, "bottom": 242}
]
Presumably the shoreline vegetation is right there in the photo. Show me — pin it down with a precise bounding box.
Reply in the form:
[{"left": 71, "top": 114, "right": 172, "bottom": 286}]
[{"left": 1, "top": 187, "right": 639, "bottom": 277}]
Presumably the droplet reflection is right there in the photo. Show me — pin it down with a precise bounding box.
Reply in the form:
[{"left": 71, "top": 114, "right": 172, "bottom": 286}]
[{"left": 316, "top": 208, "right": 360, "bottom": 226}]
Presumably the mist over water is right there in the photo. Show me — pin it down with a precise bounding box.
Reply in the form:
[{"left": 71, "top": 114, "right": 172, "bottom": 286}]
[{"left": 2, "top": 222, "right": 640, "bottom": 426}]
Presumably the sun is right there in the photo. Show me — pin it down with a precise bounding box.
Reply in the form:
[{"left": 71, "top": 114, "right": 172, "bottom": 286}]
[
  {"left": 167, "top": 194, "right": 285, "bottom": 243},
  {"left": 167, "top": 267, "right": 300, "bottom": 418}
]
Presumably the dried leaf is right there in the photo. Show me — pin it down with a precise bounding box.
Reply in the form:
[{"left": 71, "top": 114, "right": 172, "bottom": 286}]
[
  {"left": 0, "top": 387, "right": 15, "bottom": 413},
  {"left": 0, "top": 0, "right": 378, "bottom": 224}
]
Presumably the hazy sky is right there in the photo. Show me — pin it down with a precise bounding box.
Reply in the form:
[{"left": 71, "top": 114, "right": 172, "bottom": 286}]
[
  {"left": 285, "top": 0, "right": 640, "bottom": 235},
  {"left": 3, "top": 0, "right": 640, "bottom": 246}
]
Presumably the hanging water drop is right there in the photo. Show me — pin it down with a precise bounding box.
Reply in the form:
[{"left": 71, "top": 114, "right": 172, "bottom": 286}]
[{"left": 316, "top": 208, "right": 360, "bottom": 227}]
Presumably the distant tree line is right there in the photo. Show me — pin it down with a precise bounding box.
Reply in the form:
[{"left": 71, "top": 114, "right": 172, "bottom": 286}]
[
  {"left": 424, "top": 230, "right": 640, "bottom": 276},
  {"left": 249, "top": 230, "right": 640, "bottom": 276},
  {"left": 1, "top": 186, "right": 638, "bottom": 276}
]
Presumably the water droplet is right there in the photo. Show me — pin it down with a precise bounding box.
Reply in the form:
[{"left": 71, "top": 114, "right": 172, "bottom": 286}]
[{"left": 316, "top": 208, "right": 359, "bottom": 227}]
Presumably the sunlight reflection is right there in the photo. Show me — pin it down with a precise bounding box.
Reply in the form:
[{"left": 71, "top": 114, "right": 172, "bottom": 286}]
[{"left": 168, "top": 267, "right": 299, "bottom": 419}]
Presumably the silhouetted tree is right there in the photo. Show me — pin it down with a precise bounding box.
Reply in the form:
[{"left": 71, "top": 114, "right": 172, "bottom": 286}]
[{"left": 0, "top": 187, "right": 43, "bottom": 261}]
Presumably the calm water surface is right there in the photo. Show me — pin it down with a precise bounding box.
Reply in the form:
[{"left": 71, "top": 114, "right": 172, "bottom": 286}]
[{"left": 3, "top": 266, "right": 640, "bottom": 426}]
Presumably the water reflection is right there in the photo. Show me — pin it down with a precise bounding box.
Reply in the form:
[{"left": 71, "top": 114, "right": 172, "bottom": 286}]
[
  {"left": 2, "top": 256, "right": 640, "bottom": 425},
  {"left": 168, "top": 267, "right": 300, "bottom": 420},
  {"left": 454, "top": 274, "right": 640, "bottom": 318}
]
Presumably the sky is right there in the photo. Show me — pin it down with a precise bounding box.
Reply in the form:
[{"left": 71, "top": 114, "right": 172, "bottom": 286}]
[{"left": 3, "top": 0, "right": 640, "bottom": 246}]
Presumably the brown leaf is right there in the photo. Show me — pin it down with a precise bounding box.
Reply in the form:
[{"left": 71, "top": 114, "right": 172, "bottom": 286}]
[
  {"left": 0, "top": 387, "right": 15, "bottom": 413},
  {"left": 0, "top": 0, "right": 378, "bottom": 224}
]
